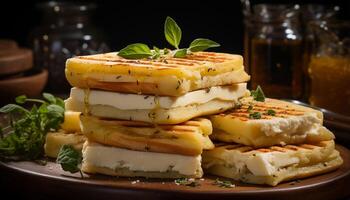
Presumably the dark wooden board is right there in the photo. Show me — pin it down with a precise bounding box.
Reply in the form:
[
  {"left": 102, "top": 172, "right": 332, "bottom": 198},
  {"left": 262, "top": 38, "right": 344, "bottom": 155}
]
[{"left": 1, "top": 145, "right": 350, "bottom": 200}]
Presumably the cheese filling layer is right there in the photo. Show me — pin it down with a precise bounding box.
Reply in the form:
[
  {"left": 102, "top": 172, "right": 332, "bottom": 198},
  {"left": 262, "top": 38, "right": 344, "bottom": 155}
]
[
  {"left": 69, "top": 83, "right": 247, "bottom": 110},
  {"left": 205, "top": 151, "right": 300, "bottom": 176},
  {"left": 254, "top": 113, "right": 322, "bottom": 136},
  {"left": 83, "top": 142, "right": 202, "bottom": 175}
]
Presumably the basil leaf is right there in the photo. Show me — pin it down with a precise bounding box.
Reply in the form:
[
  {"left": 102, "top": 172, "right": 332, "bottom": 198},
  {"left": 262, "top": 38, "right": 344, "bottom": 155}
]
[
  {"left": 152, "top": 46, "right": 161, "bottom": 59},
  {"left": 57, "top": 145, "right": 82, "bottom": 174},
  {"left": 164, "top": 16, "right": 182, "bottom": 49},
  {"left": 118, "top": 43, "right": 152, "bottom": 59},
  {"left": 15, "top": 95, "right": 27, "bottom": 104},
  {"left": 0, "top": 104, "right": 28, "bottom": 114},
  {"left": 189, "top": 38, "right": 220, "bottom": 52},
  {"left": 43, "top": 93, "right": 56, "bottom": 104},
  {"left": 174, "top": 48, "right": 187, "bottom": 58},
  {"left": 251, "top": 86, "right": 265, "bottom": 102}
]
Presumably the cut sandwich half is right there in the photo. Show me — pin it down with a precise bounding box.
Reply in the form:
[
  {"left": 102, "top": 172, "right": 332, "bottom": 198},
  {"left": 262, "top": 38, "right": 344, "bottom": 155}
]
[
  {"left": 210, "top": 97, "right": 334, "bottom": 147},
  {"left": 45, "top": 130, "right": 86, "bottom": 158},
  {"left": 66, "top": 83, "right": 248, "bottom": 124},
  {"left": 202, "top": 140, "right": 343, "bottom": 186},
  {"left": 45, "top": 111, "right": 85, "bottom": 158},
  {"left": 80, "top": 115, "right": 214, "bottom": 156},
  {"left": 65, "top": 52, "right": 250, "bottom": 96},
  {"left": 82, "top": 141, "right": 203, "bottom": 178}
]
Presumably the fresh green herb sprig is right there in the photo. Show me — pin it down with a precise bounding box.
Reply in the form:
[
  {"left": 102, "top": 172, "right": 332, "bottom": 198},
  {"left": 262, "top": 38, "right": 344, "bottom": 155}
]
[
  {"left": 0, "top": 93, "right": 64, "bottom": 160},
  {"left": 57, "top": 145, "right": 83, "bottom": 177},
  {"left": 213, "top": 179, "right": 235, "bottom": 188},
  {"left": 118, "top": 16, "right": 220, "bottom": 59},
  {"left": 174, "top": 178, "right": 200, "bottom": 187},
  {"left": 251, "top": 85, "right": 265, "bottom": 102}
]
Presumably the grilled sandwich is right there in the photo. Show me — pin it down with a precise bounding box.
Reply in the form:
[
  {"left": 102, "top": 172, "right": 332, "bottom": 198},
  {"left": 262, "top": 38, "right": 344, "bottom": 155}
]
[
  {"left": 44, "top": 111, "right": 86, "bottom": 158},
  {"left": 210, "top": 97, "right": 334, "bottom": 147},
  {"left": 80, "top": 115, "right": 214, "bottom": 156},
  {"left": 65, "top": 83, "right": 248, "bottom": 124},
  {"left": 65, "top": 52, "right": 250, "bottom": 96},
  {"left": 82, "top": 141, "right": 203, "bottom": 178},
  {"left": 202, "top": 140, "right": 343, "bottom": 186},
  {"left": 45, "top": 131, "right": 86, "bottom": 158}
]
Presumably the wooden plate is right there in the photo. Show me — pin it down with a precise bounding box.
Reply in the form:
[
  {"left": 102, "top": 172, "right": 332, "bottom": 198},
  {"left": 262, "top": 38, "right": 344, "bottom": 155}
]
[{"left": 1, "top": 144, "right": 350, "bottom": 200}]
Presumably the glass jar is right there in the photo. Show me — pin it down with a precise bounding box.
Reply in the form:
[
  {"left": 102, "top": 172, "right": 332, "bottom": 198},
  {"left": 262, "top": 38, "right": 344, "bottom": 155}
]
[
  {"left": 29, "top": 1, "right": 109, "bottom": 93},
  {"left": 245, "top": 4, "right": 303, "bottom": 99},
  {"left": 300, "top": 5, "right": 339, "bottom": 101},
  {"left": 308, "top": 20, "right": 350, "bottom": 116}
]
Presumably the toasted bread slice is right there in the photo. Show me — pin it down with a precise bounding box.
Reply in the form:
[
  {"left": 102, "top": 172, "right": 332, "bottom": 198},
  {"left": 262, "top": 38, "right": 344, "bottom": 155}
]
[
  {"left": 44, "top": 130, "right": 86, "bottom": 158},
  {"left": 65, "top": 52, "right": 250, "bottom": 96},
  {"left": 210, "top": 97, "right": 334, "bottom": 147},
  {"left": 202, "top": 140, "right": 343, "bottom": 186},
  {"left": 82, "top": 141, "right": 203, "bottom": 178},
  {"left": 80, "top": 115, "right": 214, "bottom": 156}
]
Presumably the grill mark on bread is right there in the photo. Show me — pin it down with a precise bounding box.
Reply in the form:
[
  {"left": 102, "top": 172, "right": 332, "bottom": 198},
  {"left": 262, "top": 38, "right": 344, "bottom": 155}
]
[
  {"left": 216, "top": 141, "right": 326, "bottom": 154},
  {"left": 74, "top": 52, "right": 237, "bottom": 70},
  {"left": 218, "top": 99, "right": 307, "bottom": 121}
]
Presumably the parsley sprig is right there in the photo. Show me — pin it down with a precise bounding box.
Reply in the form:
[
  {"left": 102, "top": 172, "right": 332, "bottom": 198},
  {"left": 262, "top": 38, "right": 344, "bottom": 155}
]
[
  {"left": 118, "top": 16, "right": 220, "bottom": 59},
  {"left": 0, "top": 93, "right": 64, "bottom": 160}
]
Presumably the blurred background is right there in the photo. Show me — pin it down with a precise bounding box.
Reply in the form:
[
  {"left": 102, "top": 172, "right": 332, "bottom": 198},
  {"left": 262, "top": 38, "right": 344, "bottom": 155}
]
[{"left": 0, "top": 0, "right": 349, "bottom": 115}]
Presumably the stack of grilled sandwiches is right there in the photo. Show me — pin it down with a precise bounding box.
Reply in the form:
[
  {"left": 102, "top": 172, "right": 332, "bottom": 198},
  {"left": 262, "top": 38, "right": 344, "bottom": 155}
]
[
  {"left": 46, "top": 50, "right": 343, "bottom": 186},
  {"left": 202, "top": 97, "right": 343, "bottom": 186},
  {"left": 63, "top": 52, "right": 250, "bottom": 178}
]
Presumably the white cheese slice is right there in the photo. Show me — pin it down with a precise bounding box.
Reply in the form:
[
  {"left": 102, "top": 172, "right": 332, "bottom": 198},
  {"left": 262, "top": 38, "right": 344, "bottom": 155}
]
[
  {"left": 69, "top": 83, "right": 247, "bottom": 110},
  {"left": 83, "top": 142, "right": 202, "bottom": 175},
  {"left": 256, "top": 113, "right": 322, "bottom": 136}
]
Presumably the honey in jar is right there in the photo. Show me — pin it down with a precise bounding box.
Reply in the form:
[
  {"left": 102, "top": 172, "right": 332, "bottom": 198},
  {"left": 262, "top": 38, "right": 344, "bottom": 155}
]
[{"left": 309, "top": 56, "right": 350, "bottom": 115}]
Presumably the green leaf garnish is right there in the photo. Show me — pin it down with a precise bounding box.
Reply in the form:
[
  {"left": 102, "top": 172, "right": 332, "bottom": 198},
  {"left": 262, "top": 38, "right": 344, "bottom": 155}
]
[
  {"left": 189, "top": 38, "right": 220, "bottom": 52},
  {"left": 251, "top": 86, "right": 265, "bottom": 102},
  {"left": 0, "top": 93, "right": 64, "bottom": 160},
  {"left": 174, "top": 48, "right": 188, "bottom": 58},
  {"left": 266, "top": 109, "right": 276, "bottom": 116},
  {"left": 43, "top": 93, "right": 57, "bottom": 103},
  {"left": 152, "top": 46, "right": 161, "bottom": 59},
  {"left": 118, "top": 43, "right": 152, "bottom": 59},
  {"left": 118, "top": 16, "right": 220, "bottom": 59},
  {"left": 57, "top": 145, "right": 83, "bottom": 177},
  {"left": 15, "top": 95, "right": 27, "bottom": 104},
  {"left": 249, "top": 112, "right": 261, "bottom": 119},
  {"left": 0, "top": 104, "right": 28, "bottom": 114},
  {"left": 164, "top": 16, "right": 182, "bottom": 49}
]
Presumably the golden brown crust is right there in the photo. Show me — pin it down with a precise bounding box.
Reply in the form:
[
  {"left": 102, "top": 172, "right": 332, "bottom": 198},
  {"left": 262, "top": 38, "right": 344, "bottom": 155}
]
[{"left": 80, "top": 115, "right": 214, "bottom": 156}]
